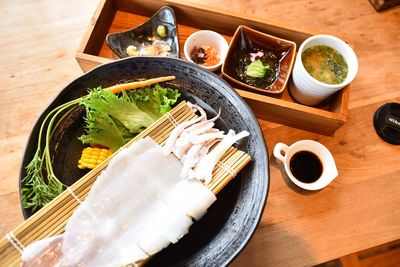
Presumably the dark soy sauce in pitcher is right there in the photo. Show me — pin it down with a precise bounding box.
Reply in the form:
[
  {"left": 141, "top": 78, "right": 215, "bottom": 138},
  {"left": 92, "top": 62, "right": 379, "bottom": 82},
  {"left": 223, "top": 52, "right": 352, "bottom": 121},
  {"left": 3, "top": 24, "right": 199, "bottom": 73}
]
[{"left": 289, "top": 151, "right": 323, "bottom": 183}]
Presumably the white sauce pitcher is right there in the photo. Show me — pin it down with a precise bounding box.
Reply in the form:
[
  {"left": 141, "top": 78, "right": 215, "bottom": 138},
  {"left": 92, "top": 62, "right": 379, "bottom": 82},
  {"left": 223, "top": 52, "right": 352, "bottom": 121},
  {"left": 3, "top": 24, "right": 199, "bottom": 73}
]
[{"left": 273, "top": 140, "right": 338, "bottom": 190}]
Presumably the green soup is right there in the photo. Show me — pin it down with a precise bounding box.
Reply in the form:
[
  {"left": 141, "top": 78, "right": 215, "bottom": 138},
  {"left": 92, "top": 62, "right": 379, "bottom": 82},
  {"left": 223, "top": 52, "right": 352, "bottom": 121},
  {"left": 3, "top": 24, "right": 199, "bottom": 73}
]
[{"left": 301, "top": 45, "right": 348, "bottom": 84}]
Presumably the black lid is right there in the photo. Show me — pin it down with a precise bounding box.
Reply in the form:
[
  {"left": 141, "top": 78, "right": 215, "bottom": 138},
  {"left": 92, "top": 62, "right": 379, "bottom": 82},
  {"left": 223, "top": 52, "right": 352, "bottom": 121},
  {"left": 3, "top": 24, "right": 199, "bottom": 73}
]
[{"left": 373, "top": 102, "right": 400, "bottom": 145}]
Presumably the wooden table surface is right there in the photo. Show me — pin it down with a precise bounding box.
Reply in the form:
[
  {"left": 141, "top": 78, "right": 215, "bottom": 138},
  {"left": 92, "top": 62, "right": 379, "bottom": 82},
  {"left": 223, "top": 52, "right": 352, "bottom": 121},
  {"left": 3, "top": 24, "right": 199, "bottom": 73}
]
[{"left": 0, "top": 0, "right": 399, "bottom": 266}]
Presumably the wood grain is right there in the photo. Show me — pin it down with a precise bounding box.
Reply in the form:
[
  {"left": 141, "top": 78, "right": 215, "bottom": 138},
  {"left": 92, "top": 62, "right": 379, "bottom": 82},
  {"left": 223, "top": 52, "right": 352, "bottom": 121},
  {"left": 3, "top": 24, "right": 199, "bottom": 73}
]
[
  {"left": 341, "top": 239, "right": 400, "bottom": 267},
  {"left": 0, "top": 0, "right": 399, "bottom": 266}
]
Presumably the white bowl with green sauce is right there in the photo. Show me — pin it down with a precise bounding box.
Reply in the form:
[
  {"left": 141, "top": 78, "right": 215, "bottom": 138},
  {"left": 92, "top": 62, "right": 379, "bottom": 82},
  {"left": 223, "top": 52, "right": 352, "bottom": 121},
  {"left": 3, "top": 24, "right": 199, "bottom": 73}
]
[{"left": 291, "top": 35, "right": 358, "bottom": 106}]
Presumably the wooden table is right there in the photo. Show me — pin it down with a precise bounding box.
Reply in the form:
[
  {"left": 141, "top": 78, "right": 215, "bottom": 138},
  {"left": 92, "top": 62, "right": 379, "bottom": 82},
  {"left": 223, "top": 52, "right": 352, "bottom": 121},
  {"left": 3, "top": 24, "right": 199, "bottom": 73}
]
[{"left": 0, "top": 0, "right": 399, "bottom": 266}]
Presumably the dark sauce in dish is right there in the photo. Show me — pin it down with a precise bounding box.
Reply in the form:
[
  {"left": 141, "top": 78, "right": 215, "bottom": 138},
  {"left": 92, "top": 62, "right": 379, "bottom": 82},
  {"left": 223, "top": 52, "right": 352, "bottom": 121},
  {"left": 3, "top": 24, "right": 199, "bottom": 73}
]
[
  {"left": 289, "top": 151, "right": 323, "bottom": 183},
  {"left": 235, "top": 48, "right": 279, "bottom": 88}
]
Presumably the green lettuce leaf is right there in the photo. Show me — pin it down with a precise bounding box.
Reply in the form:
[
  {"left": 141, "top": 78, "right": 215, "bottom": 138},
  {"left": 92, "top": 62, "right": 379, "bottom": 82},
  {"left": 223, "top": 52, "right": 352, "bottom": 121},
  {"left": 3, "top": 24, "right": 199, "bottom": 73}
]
[
  {"left": 133, "top": 83, "right": 181, "bottom": 119},
  {"left": 79, "top": 84, "right": 180, "bottom": 152}
]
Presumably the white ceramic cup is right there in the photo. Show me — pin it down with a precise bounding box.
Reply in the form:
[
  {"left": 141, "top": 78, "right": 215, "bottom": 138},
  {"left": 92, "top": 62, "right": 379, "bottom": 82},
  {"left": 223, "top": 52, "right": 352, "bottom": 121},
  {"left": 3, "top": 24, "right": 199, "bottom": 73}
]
[
  {"left": 273, "top": 140, "right": 338, "bottom": 190},
  {"left": 290, "top": 35, "right": 358, "bottom": 106},
  {"left": 184, "top": 30, "right": 229, "bottom": 72}
]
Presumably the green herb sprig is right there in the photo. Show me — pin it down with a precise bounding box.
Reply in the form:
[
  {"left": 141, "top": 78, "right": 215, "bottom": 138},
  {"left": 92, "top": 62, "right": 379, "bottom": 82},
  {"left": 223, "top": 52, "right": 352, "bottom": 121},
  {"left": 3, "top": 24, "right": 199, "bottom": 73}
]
[{"left": 22, "top": 98, "right": 82, "bottom": 212}]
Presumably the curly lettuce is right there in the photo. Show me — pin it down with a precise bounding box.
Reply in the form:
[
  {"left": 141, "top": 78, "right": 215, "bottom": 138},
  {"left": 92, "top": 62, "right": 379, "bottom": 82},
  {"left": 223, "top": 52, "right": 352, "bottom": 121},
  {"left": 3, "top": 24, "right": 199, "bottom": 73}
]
[{"left": 79, "top": 84, "right": 180, "bottom": 151}]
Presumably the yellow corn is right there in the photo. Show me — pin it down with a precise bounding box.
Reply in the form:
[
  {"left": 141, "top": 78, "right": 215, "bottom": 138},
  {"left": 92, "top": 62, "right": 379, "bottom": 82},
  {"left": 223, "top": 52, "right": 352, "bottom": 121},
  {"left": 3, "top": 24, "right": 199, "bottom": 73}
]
[{"left": 78, "top": 147, "right": 112, "bottom": 169}]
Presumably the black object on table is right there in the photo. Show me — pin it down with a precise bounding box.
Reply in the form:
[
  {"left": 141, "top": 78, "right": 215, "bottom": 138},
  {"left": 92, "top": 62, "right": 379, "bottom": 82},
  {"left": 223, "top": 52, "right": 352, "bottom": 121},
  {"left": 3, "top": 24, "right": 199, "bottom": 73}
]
[
  {"left": 373, "top": 102, "right": 400, "bottom": 145},
  {"left": 369, "top": 0, "right": 400, "bottom": 11}
]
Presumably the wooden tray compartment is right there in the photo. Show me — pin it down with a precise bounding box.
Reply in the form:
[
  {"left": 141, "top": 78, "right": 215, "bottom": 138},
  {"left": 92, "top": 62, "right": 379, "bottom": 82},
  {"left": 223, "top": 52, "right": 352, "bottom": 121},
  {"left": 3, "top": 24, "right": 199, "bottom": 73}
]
[{"left": 76, "top": 0, "right": 349, "bottom": 135}]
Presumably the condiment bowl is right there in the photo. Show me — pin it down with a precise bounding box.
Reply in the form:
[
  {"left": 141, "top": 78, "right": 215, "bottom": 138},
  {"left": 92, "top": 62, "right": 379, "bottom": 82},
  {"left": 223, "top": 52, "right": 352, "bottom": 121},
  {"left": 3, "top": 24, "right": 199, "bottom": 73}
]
[
  {"left": 106, "top": 6, "right": 179, "bottom": 58},
  {"left": 290, "top": 35, "right": 358, "bottom": 106},
  {"left": 273, "top": 140, "right": 338, "bottom": 191},
  {"left": 222, "top": 25, "right": 296, "bottom": 94},
  {"left": 184, "top": 30, "right": 229, "bottom": 72}
]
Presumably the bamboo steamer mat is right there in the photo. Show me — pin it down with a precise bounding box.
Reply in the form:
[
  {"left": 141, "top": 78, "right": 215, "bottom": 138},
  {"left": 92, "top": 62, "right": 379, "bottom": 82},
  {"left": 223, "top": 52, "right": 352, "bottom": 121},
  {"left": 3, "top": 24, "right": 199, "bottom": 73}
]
[{"left": 0, "top": 100, "right": 251, "bottom": 266}]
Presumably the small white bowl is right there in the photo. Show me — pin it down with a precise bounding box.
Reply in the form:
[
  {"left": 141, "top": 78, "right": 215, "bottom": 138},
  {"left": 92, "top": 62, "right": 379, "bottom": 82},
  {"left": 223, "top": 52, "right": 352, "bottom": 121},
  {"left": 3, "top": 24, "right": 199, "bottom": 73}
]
[
  {"left": 290, "top": 35, "right": 358, "bottom": 106},
  {"left": 184, "top": 30, "right": 229, "bottom": 72}
]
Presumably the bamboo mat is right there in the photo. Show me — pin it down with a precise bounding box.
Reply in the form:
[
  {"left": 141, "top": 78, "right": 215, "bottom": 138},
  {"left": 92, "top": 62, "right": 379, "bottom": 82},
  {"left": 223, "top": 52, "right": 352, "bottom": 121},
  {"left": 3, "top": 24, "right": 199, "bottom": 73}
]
[{"left": 0, "top": 101, "right": 251, "bottom": 266}]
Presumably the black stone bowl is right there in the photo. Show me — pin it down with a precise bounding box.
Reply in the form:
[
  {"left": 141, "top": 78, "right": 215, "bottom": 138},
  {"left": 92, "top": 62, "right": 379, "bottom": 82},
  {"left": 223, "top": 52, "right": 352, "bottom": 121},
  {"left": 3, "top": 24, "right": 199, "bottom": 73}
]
[
  {"left": 106, "top": 6, "right": 179, "bottom": 58},
  {"left": 19, "top": 57, "right": 269, "bottom": 266}
]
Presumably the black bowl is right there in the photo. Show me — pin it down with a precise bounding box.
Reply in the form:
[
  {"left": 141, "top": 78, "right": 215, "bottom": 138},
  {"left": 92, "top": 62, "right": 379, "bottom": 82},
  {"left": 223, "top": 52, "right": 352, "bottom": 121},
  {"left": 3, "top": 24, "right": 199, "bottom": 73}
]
[
  {"left": 19, "top": 57, "right": 269, "bottom": 266},
  {"left": 106, "top": 6, "right": 179, "bottom": 58}
]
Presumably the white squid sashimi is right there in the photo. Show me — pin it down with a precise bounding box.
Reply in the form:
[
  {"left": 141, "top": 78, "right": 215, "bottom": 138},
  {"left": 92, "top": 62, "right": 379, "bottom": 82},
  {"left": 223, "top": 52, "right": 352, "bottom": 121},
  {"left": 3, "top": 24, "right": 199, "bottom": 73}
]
[
  {"left": 125, "top": 199, "right": 192, "bottom": 255},
  {"left": 79, "top": 137, "right": 182, "bottom": 220},
  {"left": 180, "top": 144, "right": 203, "bottom": 178},
  {"left": 149, "top": 200, "right": 193, "bottom": 243},
  {"left": 23, "top": 136, "right": 214, "bottom": 267},
  {"left": 107, "top": 203, "right": 171, "bottom": 256},
  {"left": 62, "top": 136, "right": 192, "bottom": 265},
  {"left": 165, "top": 179, "right": 216, "bottom": 221},
  {"left": 190, "top": 131, "right": 225, "bottom": 145},
  {"left": 175, "top": 121, "right": 215, "bottom": 147},
  {"left": 162, "top": 115, "right": 205, "bottom": 155},
  {"left": 67, "top": 232, "right": 149, "bottom": 267},
  {"left": 21, "top": 235, "right": 62, "bottom": 263},
  {"left": 85, "top": 243, "right": 148, "bottom": 267},
  {"left": 194, "top": 130, "right": 250, "bottom": 184},
  {"left": 106, "top": 137, "right": 161, "bottom": 174},
  {"left": 89, "top": 137, "right": 155, "bottom": 196}
]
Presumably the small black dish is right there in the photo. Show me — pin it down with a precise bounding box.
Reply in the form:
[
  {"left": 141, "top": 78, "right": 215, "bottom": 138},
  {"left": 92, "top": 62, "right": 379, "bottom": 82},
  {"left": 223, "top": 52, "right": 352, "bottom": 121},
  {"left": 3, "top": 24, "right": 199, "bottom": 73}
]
[
  {"left": 106, "top": 6, "right": 179, "bottom": 58},
  {"left": 20, "top": 57, "right": 269, "bottom": 266}
]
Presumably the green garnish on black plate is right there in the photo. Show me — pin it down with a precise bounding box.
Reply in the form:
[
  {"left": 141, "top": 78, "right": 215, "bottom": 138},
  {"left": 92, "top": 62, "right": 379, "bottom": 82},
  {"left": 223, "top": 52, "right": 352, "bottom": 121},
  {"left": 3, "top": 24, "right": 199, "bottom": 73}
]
[
  {"left": 246, "top": 59, "right": 270, "bottom": 78},
  {"left": 236, "top": 49, "right": 279, "bottom": 88},
  {"left": 22, "top": 80, "right": 180, "bottom": 212}
]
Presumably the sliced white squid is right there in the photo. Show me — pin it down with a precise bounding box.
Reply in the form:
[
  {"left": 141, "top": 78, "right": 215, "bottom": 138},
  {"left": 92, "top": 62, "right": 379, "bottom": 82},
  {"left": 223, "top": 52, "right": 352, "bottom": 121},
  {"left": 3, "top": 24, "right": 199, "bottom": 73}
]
[
  {"left": 194, "top": 130, "right": 250, "bottom": 184},
  {"left": 174, "top": 121, "right": 215, "bottom": 149},
  {"left": 163, "top": 103, "right": 220, "bottom": 156},
  {"left": 89, "top": 137, "right": 156, "bottom": 195},
  {"left": 190, "top": 131, "right": 225, "bottom": 145},
  {"left": 23, "top": 105, "right": 243, "bottom": 267},
  {"left": 85, "top": 243, "right": 148, "bottom": 267},
  {"left": 172, "top": 117, "right": 219, "bottom": 159},
  {"left": 158, "top": 202, "right": 193, "bottom": 243},
  {"left": 132, "top": 199, "right": 193, "bottom": 247},
  {"left": 181, "top": 138, "right": 222, "bottom": 179},
  {"left": 198, "top": 138, "right": 220, "bottom": 158},
  {"left": 183, "top": 109, "right": 220, "bottom": 133},
  {"left": 180, "top": 144, "right": 203, "bottom": 178},
  {"left": 84, "top": 138, "right": 182, "bottom": 219},
  {"left": 187, "top": 102, "right": 207, "bottom": 120},
  {"left": 107, "top": 137, "right": 155, "bottom": 169},
  {"left": 21, "top": 235, "right": 63, "bottom": 263},
  {"left": 60, "top": 137, "right": 185, "bottom": 266},
  {"left": 165, "top": 179, "right": 216, "bottom": 221},
  {"left": 120, "top": 201, "right": 172, "bottom": 256},
  {"left": 162, "top": 115, "right": 205, "bottom": 155}
]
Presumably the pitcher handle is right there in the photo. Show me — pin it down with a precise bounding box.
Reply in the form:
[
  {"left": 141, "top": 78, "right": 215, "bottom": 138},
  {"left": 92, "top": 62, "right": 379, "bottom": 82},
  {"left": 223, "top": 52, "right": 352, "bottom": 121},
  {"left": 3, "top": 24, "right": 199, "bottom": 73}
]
[{"left": 273, "top": 143, "right": 289, "bottom": 162}]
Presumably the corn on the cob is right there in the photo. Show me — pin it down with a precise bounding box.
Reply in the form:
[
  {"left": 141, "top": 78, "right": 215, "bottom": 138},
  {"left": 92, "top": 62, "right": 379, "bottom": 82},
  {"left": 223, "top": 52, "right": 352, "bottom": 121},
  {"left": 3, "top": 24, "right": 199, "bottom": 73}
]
[{"left": 78, "top": 147, "right": 112, "bottom": 169}]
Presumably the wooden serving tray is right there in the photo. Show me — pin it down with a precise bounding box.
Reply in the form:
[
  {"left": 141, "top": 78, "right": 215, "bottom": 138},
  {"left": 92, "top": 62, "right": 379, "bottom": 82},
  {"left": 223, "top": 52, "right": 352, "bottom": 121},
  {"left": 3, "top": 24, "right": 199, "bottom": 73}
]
[{"left": 76, "top": 0, "right": 349, "bottom": 135}]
